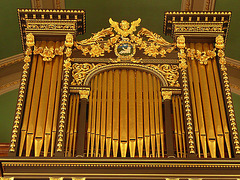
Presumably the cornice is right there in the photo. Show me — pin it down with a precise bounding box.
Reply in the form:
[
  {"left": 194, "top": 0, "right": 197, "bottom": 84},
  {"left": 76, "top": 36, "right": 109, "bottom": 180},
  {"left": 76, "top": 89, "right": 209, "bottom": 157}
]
[{"left": 0, "top": 53, "right": 24, "bottom": 69}]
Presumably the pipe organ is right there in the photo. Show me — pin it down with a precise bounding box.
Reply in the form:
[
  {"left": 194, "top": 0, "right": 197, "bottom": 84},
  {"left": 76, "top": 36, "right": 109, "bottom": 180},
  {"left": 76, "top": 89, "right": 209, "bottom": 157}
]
[{"left": 1, "top": 9, "right": 240, "bottom": 180}]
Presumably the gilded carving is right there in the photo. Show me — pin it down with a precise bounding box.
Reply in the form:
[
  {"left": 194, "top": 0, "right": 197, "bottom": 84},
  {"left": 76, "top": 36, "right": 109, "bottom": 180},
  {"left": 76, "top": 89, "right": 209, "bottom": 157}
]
[
  {"left": 186, "top": 48, "right": 216, "bottom": 65},
  {"left": 9, "top": 33, "right": 35, "bottom": 152},
  {"left": 75, "top": 18, "right": 176, "bottom": 61},
  {"left": 215, "top": 35, "right": 240, "bottom": 154},
  {"left": 79, "top": 88, "right": 90, "bottom": 99},
  {"left": 33, "top": 45, "right": 64, "bottom": 61},
  {"left": 57, "top": 34, "right": 74, "bottom": 152},
  {"left": 146, "top": 64, "right": 180, "bottom": 87},
  {"left": 162, "top": 91, "right": 172, "bottom": 100},
  {"left": 174, "top": 23, "right": 223, "bottom": 33},
  {"left": 26, "top": 19, "right": 76, "bottom": 31},
  {"left": 26, "top": 33, "right": 35, "bottom": 47},
  {"left": 71, "top": 63, "right": 106, "bottom": 85},
  {"left": 109, "top": 18, "right": 141, "bottom": 37},
  {"left": 65, "top": 33, "right": 74, "bottom": 48},
  {"left": 177, "top": 35, "right": 195, "bottom": 154}
]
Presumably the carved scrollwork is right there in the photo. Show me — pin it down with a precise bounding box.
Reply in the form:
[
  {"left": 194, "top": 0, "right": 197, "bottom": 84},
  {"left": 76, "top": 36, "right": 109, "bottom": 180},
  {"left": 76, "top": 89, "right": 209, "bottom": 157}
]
[
  {"left": 146, "top": 64, "right": 180, "bottom": 87},
  {"left": 71, "top": 63, "right": 106, "bottom": 85},
  {"left": 74, "top": 18, "right": 176, "bottom": 61}
]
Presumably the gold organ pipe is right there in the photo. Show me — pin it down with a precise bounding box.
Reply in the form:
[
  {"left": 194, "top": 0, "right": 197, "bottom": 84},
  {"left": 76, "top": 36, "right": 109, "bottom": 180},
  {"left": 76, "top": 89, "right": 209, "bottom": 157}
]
[
  {"left": 212, "top": 51, "right": 232, "bottom": 158},
  {"left": 172, "top": 96, "right": 179, "bottom": 157},
  {"left": 142, "top": 72, "right": 150, "bottom": 157},
  {"left": 91, "top": 76, "right": 98, "bottom": 157},
  {"left": 26, "top": 41, "right": 46, "bottom": 157},
  {"left": 120, "top": 69, "right": 128, "bottom": 157},
  {"left": 65, "top": 95, "right": 73, "bottom": 157},
  {"left": 196, "top": 43, "right": 216, "bottom": 158},
  {"left": 100, "top": 71, "right": 107, "bottom": 157},
  {"left": 34, "top": 41, "right": 54, "bottom": 157},
  {"left": 106, "top": 71, "right": 113, "bottom": 157},
  {"left": 175, "top": 95, "right": 183, "bottom": 158},
  {"left": 148, "top": 74, "right": 156, "bottom": 157},
  {"left": 86, "top": 81, "right": 93, "bottom": 157},
  {"left": 153, "top": 76, "right": 161, "bottom": 157},
  {"left": 128, "top": 70, "right": 136, "bottom": 157},
  {"left": 44, "top": 42, "right": 60, "bottom": 157},
  {"left": 187, "top": 58, "right": 201, "bottom": 158},
  {"left": 178, "top": 96, "right": 186, "bottom": 158},
  {"left": 136, "top": 71, "right": 143, "bottom": 157},
  {"left": 69, "top": 94, "right": 77, "bottom": 157},
  {"left": 204, "top": 43, "right": 225, "bottom": 158},
  {"left": 51, "top": 53, "right": 63, "bottom": 157},
  {"left": 157, "top": 80, "right": 164, "bottom": 157},
  {"left": 113, "top": 70, "right": 120, "bottom": 157},
  {"left": 95, "top": 73, "right": 102, "bottom": 157},
  {"left": 73, "top": 94, "right": 80, "bottom": 157},
  {"left": 19, "top": 42, "right": 39, "bottom": 156},
  {"left": 189, "top": 43, "right": 207, "bottom": 158}
]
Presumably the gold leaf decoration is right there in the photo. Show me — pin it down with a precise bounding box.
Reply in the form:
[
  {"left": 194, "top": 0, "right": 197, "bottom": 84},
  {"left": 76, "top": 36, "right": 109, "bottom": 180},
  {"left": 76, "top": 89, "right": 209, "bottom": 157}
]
[
  {"left": 71, "top": 63, "right": 106, "bottom": 86},
  {"left": 146, "top": 64, "right": 180, "bottom": 87},
  {"left": 74, "top": 18, "right": 176, "bottom": 61}
]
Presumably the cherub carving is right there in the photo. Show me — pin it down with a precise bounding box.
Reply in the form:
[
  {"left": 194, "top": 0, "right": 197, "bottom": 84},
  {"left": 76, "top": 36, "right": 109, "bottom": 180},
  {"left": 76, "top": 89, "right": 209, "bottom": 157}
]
[{"left": 109, "top": 18, "right": 141, "bottom": 37}]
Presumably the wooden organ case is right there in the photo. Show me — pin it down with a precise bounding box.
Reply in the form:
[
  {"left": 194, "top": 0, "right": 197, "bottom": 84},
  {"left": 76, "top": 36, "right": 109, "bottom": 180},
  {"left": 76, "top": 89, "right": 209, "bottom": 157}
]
[{"left": 1, "top": 9, "right": 240, "bottom": 179}]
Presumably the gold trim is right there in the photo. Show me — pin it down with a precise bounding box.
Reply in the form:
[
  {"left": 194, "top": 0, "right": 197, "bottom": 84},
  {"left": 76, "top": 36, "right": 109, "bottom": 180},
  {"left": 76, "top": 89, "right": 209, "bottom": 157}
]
[
  {"left": 177, "top": 35, "right": 195, "bottom": 154},
  {"left": 216, "top": 35, "right": 240, "bottom": 154},
  {"left": 3, "top": 173, "right": 240, "bottom": 178},
  {"left": 56, "top": 34, "right": 73, "bottom": 152},
  {"left": 3, "top": 162, "right": 240, "bottom": 168},
  {"left": 83, "top": 63, "right": 169, "bottom": 86},
  {"left": 9, "top": 33, "right": 35, "bottom": 152}
]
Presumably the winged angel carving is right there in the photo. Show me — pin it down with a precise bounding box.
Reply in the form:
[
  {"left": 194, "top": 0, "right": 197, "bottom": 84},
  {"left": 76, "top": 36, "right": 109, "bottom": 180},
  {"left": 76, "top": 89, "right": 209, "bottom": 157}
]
[
  {"left": 109, "top": 18, "right": 141, "bottom": 37},
  {"left": 74, "top": 18, "right": 176, "bottom": 59}
]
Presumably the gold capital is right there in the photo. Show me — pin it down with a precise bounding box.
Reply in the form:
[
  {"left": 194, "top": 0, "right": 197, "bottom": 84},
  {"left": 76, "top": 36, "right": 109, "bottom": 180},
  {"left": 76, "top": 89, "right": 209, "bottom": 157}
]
[
  {"left": 162, "top": 91, "right": 172, "bottom": 100},
  {"left": 79, "top": 87, "right": 90, "bottom": 99}
]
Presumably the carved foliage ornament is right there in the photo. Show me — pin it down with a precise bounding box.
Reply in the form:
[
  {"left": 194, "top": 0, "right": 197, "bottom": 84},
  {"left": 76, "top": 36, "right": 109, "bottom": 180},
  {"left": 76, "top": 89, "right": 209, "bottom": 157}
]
[
  {"left": 33, "top": 44, "right": 64, "bottom": 61},
  {"left": 71, "top": 63, "right": 106, "bottom": 86},
  {"left": 186, "top": 48, "right": 216, "bottom": 65},
  {"left": 74, "top": 18, "right": 176, "bottom": 62},
  {"left": 146, "top": 64, "right": 180, "bottom": 87}
]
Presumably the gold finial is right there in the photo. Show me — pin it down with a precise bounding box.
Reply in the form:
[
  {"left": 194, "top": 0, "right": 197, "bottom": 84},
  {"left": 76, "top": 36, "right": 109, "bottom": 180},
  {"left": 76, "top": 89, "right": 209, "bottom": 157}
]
[
  {"left": 26, "top": 33, "right": 35, "bottom": 47},
  {"left": 177, "top": 35, "right": 185, "bottom": 49},
  {"left": 65, "top": 33, "right": 74, "bottom": 48},
  {"left": 215, "top": 35, "right": 224, "bottom": 49}
]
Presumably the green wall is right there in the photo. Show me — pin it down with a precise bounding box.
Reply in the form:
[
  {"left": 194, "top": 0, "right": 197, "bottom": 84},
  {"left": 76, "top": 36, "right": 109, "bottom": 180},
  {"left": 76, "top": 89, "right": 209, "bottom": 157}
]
[
  {"left": 0, "top": 89, "right": 18, "bottom": 142},
  {"left": 66, "top": 0, "right": 181, "bottom": 42},
  {"left": 0, "top": 0, "right": 31, "bottom": 59},
  {"left": 215, "top": 0, "right": 240, "bottom": 61}
]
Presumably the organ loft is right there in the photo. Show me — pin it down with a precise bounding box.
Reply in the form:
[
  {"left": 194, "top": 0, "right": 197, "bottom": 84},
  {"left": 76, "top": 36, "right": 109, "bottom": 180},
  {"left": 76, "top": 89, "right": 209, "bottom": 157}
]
[{"left": 0, "top": 9, "right": 240, "bottom": 179}]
